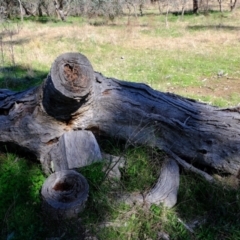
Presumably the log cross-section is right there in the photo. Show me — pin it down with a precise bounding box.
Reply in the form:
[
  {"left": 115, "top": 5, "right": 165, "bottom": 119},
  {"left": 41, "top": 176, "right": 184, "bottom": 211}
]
[{"left": 43, "top": 52, "right": 94, "bottom": 121}]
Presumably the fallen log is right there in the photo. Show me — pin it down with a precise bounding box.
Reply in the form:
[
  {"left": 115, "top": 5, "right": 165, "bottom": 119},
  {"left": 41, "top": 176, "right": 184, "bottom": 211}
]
[{"left": 0, "top": 52, "right": 240, "bottom": 208}]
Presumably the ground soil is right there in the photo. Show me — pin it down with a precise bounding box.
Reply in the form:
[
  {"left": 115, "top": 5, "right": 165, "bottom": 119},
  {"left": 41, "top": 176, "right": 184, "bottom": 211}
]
[{"left": 168, "top": 76, "right": 240, "bottom": 105}]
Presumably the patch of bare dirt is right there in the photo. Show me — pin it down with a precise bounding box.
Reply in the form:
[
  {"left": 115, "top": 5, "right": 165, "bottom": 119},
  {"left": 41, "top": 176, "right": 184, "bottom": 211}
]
[{"left": 168, "top": 76, "right": 240, "bottom": 104}]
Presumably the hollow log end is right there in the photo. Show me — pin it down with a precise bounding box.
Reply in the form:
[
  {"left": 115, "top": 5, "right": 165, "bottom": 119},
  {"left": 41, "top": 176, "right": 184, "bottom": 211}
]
[
  {"left": 41, "top": 170, "right": 89, "bottom": 219},
  {"left": 51, "top": 52, "right": 94, "bottom": 99}
]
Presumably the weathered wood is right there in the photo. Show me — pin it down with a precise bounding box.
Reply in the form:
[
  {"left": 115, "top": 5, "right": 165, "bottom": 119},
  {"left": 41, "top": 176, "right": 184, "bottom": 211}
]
[
  {"left": 48, "top": 130, "right": 102, "bottom": 173},
  {"left": 0, "top": 52, "right": 240, "bottom": 175},
  {"left": 1, "top": 52, "right": 240, "bottom": 208},
  {"left": 72, "top": 71, "right": 240, "bottom": 176},
  {"left": 145, "top": 157, "right": 179, "bottom": 208},
  {"left": 43, "top": 52, "right": 94, "bottom": 121},
  {"left": 116, "top": 157, "right": 179, "bottom": 208},
  {"left": 41, "top": 170, "right": 89, "bottom": 219},
  {"left": 0, "top": 53, "right": 96, "bottom": 171}
]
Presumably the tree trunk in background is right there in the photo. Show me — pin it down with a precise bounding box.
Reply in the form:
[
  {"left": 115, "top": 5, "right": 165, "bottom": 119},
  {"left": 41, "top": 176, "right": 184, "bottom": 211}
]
[
  {"left": 0, "top": 52, "right": 240, "bottom": 206},
  {"left": 38, "top": 4, "right": 43, "bottom": 17},
  {"left": 53, "top": 0, "right": 65, "bottom": 21},
  {"left": 230, "top": 0, "right": 238, "bottom": 11},
  {"left": 17, "top": 0, "right": 24, "bottom": 21},
  {"left": 217, "top": 0, "right": 222, "bottom": 12},
  {"left": 193, "top": 0, "right": 199, "bottom": 13}
]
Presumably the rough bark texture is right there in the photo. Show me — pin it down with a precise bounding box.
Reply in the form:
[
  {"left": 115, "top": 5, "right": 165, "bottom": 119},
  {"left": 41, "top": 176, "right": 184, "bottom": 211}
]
[
  {"left": 1, "top": 52, "right": 240, "bottom": 208},
  {"left": 193, "top": 0, "right": 199, "bottom": 13}
]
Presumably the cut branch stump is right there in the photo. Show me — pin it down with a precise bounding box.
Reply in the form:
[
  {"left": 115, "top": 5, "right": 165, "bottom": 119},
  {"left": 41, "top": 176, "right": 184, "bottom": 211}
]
[{"left": 41, "top": 170, "right": 89, "bottom": 219}]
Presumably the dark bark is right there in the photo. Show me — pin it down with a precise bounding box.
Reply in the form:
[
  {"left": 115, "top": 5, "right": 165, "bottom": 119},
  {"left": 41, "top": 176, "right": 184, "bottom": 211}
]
[
  {"left": 217, "top": 0, "right": 222, "bottom": 12},
  {"left": 230, "top": 0, "right": 238, "bottom": 11},
  {"left": 38, "top": 4, "right": 43, "bottom": 17},
  {"left": 1, "top": 52, "right": 240, "bottom": 207},
  {"left": 193, "top": 0, "right": 199, "bottom": 13}
]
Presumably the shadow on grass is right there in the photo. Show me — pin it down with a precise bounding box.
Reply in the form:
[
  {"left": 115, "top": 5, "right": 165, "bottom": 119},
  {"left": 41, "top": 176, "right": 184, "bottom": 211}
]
[
  {"left": 188, "top": 25, "right": 240, "bottom": 31},
  {"left": 0, "top": 65, "right": 47, "bottom": 91},
  {"left": 0, "top": 153, "right": 87, "bottom": 240},
  {"left": 23, "top": 16, "right": 58, "bottom": 24},
  {"left": 2, "top": 38, "right": 30, "bottom": 46},
  {"left": 1, "top": 148, "right": 240, "bottom": 239},
  {"left": 177, "top": 171, "right": 240, "bottom": 239},
  {"left": 23, "top": 16, "right": 74, "bottom": 25},
  {"left": 0, "top": 153, "right": 44, "bottom": 240}
]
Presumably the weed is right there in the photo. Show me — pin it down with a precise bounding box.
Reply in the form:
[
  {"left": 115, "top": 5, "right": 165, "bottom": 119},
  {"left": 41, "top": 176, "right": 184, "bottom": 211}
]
[{"left": 122, "top": 147, "right": 162, "bottom": 192}]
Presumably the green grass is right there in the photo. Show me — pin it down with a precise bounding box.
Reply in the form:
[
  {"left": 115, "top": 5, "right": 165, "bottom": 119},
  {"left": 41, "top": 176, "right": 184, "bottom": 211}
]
[
  {"left": 0, "top": 8, "right": 240, "bottom": 240},
  {"left": 0, "top": 65, "right": 47, "bottom": 90},
  {"left": 79, "top": 148, "right": 240, "bottom": 240},
  {"left": 1, "top": 147, "right": 240, "bottom": 239},
  {"left": 0, "top": 153, "right": 45, "bottom": 239}
]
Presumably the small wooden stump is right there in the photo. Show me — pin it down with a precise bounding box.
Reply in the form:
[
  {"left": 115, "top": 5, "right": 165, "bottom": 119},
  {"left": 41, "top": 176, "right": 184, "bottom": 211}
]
[
  {"left": 41, "top": 170, "right": 89, "bottom": 219},
  {"left": 48, "top": 130, "right": 102, "bottom": 172}
]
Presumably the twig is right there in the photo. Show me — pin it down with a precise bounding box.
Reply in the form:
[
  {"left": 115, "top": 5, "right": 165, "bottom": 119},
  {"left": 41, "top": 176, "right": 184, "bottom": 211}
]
[
  {"left": 162, "top": 148, "right": 215, "bottom": 183},
  {"left": 177, "top": 218, "right": 194, "bottom": 233}
]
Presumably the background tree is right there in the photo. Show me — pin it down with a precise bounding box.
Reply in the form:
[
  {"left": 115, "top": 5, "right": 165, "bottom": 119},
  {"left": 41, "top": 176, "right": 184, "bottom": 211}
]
[{"left": 230, "top": 0, "right": 238, "bottom": 10}]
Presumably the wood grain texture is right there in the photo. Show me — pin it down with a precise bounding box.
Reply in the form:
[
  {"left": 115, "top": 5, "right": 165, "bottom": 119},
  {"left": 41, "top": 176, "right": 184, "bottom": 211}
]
[
  {"left": 72, "top": 72, "right": 240, "bottom": 176},
  {"left": 145, "top": 157, "right": 179, "bottom": 208},
  {"left": 48, "top": 130, "right": 102, "bottom": 172}
]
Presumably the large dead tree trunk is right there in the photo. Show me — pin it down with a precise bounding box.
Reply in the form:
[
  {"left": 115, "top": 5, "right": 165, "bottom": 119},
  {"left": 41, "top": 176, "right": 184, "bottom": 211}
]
[{"left": 1, "top": 52, "right": 240, "bottom": 208}]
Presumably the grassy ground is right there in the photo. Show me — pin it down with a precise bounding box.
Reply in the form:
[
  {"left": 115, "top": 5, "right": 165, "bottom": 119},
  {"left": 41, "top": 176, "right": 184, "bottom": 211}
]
[{"left": 0, "top": 7, "right": 240, "bottom": 240}]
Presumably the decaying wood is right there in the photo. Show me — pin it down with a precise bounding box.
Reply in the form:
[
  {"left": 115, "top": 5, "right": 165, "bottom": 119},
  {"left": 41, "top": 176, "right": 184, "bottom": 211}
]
[
  {"left": 1, "top": 52, "right": 240, "bottom": 208},
  {"left": 117, "top": 157, "right": 180, "bottom": 208},
  {"left": 164, "top": 148, "right": 214, "bottom": 183},
  {"left": 48, "top": 130, "right": 102, "bottom": 173},
  {"left": 145, "top": 157, "right": 179, "bottom": 208},
  {"left": 41, "top": 170, "right": 89, "bottom": 219}
]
